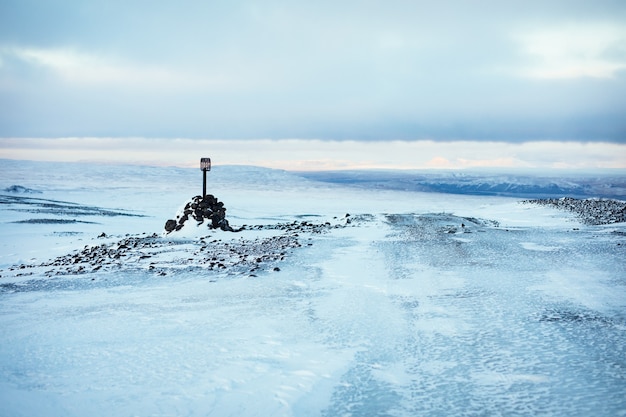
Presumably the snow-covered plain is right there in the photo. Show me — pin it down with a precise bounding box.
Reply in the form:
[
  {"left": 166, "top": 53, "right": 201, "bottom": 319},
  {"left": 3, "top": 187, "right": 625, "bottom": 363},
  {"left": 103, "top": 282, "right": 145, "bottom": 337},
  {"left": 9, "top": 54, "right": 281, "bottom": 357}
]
[{"left": 0, "top": 159, "right": 625, "bottom": 417}]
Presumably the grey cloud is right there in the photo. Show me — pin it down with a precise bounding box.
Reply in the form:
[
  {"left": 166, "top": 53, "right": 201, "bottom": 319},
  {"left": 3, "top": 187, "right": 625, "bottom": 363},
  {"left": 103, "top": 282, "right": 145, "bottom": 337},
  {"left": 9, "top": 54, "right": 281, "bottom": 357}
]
[{"left": 0, "top": 0, "right": 625, "bottom": 141}]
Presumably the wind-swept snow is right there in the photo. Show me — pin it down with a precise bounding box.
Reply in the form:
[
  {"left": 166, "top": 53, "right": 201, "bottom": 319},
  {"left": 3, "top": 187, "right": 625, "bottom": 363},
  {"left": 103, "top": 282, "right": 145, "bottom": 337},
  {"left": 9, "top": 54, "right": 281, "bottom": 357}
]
[{"left": 0, "top": 160, "right": 624, "bottom": 416}]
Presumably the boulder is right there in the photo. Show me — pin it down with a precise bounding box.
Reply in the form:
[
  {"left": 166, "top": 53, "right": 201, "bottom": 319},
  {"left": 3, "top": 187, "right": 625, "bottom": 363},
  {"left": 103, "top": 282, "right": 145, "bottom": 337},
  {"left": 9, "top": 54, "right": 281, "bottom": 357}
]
[{"left": 164, "top": 219, "right": 177, "bottom": 232}]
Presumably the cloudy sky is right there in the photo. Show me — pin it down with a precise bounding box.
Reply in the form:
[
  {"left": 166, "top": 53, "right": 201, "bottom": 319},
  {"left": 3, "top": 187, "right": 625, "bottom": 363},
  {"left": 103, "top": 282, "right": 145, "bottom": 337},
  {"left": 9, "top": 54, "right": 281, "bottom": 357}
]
[{"left": 0, "top": 1, "right": 625, "bottom": 169}]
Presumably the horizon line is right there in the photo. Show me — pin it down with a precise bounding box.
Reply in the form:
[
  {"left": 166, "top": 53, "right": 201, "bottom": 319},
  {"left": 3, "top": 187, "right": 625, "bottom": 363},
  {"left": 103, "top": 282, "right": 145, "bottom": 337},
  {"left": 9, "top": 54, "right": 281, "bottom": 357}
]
[{"left": 1, "top": 138, "right": 625, "bottom": 171}]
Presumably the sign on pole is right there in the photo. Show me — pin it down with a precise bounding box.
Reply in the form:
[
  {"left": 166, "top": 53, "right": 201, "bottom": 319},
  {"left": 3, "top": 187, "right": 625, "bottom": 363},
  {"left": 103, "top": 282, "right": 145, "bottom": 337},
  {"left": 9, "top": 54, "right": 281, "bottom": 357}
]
[{"left": 200, "top": 158, "right": 211, "bottom": 172}]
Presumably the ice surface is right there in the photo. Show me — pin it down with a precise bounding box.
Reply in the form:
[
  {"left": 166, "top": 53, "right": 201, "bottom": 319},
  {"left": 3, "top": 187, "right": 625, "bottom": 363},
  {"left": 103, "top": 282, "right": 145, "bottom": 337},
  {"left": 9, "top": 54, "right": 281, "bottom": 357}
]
[{"left": 0, "top": 160, "right": 625, "bottom": 416}]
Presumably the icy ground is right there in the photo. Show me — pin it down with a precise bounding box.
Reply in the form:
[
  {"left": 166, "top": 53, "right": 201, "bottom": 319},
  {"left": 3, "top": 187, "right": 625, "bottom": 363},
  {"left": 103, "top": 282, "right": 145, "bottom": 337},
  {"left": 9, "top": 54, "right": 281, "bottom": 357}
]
[{"left": 0, "top": 160, "right": 625, "bottom": 417}]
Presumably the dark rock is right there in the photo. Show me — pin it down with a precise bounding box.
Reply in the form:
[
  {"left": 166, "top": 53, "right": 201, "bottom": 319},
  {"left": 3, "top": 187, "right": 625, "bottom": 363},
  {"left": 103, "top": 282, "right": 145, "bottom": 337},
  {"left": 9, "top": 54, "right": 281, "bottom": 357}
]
[
  {"left": 165, "top": 219, "right": 177, "bottom": 232},
  {"left": 165, "top": 194, "right": 242, "bottom": 234},
  {"left": 4, "top": 185, "right": 41, "bottom": 194}
]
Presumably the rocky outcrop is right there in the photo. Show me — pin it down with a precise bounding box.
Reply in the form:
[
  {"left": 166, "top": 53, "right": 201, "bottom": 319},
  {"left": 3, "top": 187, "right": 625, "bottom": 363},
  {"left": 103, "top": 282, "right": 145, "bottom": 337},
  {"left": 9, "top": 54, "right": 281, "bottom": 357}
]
[
  {"left": 3, "top": 185, "right": 41, "bottom": 193},
  {"left": 523, "top": 197, "right": 626, "bottom": 225},
  {"left": 165, "top": 194, "right": 237, "bottom": 233}
]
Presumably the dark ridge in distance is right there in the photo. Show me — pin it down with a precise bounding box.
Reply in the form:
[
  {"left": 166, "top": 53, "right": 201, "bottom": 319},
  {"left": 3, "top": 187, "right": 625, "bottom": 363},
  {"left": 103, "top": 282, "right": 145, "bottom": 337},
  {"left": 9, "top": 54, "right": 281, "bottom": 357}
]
[
  {"left": 0, "top": 194, "right": 146, "bottom": 218},
  {"left": 296, "top": 170, "right": 626, "bottom": 199},
  {"left": 13, "top": 219, "right": 98, "bottom": 224}
]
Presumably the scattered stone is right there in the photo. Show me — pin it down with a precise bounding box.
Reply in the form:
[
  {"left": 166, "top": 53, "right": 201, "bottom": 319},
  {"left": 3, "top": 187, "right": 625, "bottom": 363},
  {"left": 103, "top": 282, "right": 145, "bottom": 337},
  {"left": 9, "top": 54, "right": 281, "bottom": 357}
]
[
  {"left": 523, "top": 197, "right": 626, "bottom": 225},
  {"left": 0, "top": 213, "right": 370, "bottom": 286}
]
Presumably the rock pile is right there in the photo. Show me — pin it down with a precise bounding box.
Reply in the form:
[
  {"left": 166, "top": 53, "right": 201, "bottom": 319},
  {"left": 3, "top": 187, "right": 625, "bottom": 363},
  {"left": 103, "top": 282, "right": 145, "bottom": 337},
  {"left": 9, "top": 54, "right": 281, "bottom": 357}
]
[
  {"left": 165, "top": 194, "right": 237, "bottom": 233},
  {"left": 523, "top": 197, "right": 626, "bottom": 225}
]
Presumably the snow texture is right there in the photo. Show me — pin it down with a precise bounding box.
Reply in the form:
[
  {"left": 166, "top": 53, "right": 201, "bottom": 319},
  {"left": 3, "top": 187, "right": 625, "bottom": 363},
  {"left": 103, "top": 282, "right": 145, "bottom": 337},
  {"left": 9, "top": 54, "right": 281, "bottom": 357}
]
[{"left": 0, "top": 159, "right": 625, "bottom": 417}]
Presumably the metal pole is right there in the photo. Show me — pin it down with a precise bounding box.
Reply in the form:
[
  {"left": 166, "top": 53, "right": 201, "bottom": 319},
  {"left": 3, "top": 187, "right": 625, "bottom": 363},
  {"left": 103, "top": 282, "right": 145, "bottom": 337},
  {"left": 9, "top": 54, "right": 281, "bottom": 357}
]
[
  {"left": 203, "top": 170, "right": 207, "bottom": 198},
  {"left": 200, "top": 157, "right": 211, "bottom": 199}
]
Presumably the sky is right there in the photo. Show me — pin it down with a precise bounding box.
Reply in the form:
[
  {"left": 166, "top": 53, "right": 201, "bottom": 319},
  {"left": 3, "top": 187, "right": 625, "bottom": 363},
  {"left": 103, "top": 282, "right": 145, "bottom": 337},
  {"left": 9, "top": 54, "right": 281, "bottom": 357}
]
[{"left": 0, "top": 0, "right": 625, "bottom": 169}]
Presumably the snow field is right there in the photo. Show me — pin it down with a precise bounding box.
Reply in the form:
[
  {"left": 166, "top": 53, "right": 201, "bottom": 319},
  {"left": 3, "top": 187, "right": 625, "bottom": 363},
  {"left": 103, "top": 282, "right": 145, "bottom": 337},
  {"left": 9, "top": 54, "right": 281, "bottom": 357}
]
[{"left": 1, "top": 161, "right": 625, "bottom": 416}]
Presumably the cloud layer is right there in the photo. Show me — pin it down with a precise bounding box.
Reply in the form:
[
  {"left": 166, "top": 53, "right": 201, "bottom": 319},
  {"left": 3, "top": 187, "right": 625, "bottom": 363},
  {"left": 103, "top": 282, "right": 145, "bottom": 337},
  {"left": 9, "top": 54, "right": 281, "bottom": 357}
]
[{"left": 1, "top": 1, "right": 625, "bottom": 141}]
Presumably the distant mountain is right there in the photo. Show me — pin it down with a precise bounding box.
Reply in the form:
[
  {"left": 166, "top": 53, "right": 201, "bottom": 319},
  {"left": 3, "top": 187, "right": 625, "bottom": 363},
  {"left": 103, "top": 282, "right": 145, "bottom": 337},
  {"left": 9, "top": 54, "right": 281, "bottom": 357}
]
[{"left": 296, "top": 170, "right": 626, "bottom": 199}]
